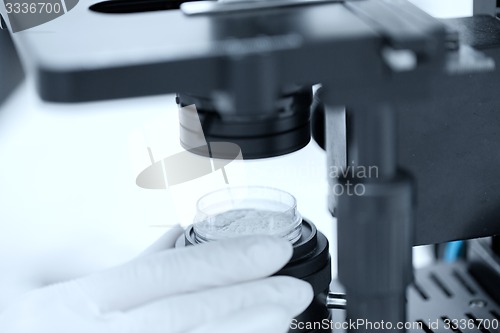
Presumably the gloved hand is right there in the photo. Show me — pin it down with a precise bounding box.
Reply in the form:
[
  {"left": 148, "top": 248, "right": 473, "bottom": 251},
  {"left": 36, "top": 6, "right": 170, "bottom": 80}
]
[{"left": 0, "top": 226, "right": 313, "bottom": 333}]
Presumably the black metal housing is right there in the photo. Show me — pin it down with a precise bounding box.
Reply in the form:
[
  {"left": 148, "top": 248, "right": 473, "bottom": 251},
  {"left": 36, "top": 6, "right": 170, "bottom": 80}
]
[
  {"left": 183, "top": 219, "right": 332, "bottom": 333},
  {"left": 177, "top": 87, "right": 312, "bottom": 159},
  {"left": 312, "top": 16, "right": 500, "bottom": 246}
]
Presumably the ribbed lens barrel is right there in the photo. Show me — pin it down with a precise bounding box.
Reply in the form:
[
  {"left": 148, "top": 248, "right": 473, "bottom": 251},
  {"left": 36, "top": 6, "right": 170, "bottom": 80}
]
[{"left": 177, "top": 87, "right": 312, "bottom": 159}]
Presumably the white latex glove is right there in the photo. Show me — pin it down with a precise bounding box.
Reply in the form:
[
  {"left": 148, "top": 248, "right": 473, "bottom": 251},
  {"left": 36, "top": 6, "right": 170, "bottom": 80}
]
[{"left": 0, "top": 226, "right": 313, "bottom": 333}]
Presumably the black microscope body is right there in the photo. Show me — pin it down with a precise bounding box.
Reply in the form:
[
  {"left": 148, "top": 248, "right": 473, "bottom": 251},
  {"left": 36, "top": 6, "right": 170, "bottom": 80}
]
[{"left": 5, "top": 0, "right": 500, "bottom": 331}]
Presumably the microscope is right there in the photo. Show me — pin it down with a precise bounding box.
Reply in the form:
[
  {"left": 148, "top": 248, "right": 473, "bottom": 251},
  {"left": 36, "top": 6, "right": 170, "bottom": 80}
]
[{"left": 3, "top": 0, "right": 500, "bottom": 331}]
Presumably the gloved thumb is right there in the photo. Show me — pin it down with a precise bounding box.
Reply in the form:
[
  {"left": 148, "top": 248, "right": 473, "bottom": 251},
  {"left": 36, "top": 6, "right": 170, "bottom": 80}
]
[{"left": 138, "top": 224, "right": 184, "bottom": 257}]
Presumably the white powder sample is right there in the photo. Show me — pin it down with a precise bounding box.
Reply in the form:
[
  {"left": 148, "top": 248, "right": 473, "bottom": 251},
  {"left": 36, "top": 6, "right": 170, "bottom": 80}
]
[{"left": 196, "top": 209, "right": 294, "bottom": 238}]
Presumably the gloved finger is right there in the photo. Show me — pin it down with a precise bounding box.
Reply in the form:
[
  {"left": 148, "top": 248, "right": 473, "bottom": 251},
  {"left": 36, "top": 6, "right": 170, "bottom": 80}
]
[
  {"left": 117, "top": 276, "right": 312, "bottom": 333},
  {"left": 138, "top": 225, "right": 184, "bottom": 257},
  {"left": 75, "top": 235, "right": 293, "bottom": 313},
  {"left": 185, "top": 304, "right": 293, "bottom": 333}
]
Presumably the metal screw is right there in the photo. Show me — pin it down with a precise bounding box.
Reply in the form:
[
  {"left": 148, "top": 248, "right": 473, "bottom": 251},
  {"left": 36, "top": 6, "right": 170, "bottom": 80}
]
[
  {"left": 469, "top": 299, "right": 487, "bottom": 308},
  {"left": 327, "top": 292, "right": 347, "bottom": 310}
]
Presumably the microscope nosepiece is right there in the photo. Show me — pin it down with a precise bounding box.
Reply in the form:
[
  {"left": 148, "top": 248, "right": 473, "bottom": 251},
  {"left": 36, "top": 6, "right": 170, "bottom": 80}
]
[{"left": 177, "top": 87, "right": 312, "bottom": 159}]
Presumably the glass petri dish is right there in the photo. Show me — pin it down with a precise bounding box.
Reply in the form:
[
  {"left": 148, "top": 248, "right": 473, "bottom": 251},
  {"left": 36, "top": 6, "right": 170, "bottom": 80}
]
[{"left": 193, "top": 186, "right": 302, "bottom": 243}]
